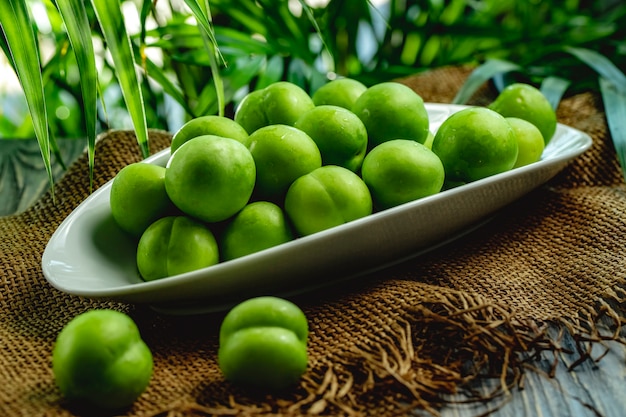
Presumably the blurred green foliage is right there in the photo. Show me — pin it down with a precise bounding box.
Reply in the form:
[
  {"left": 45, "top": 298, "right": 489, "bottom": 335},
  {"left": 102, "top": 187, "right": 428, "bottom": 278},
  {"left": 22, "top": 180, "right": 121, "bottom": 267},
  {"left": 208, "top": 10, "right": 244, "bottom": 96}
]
[{"left": 1, "top": 0, "right": 624, "bottom": 139}]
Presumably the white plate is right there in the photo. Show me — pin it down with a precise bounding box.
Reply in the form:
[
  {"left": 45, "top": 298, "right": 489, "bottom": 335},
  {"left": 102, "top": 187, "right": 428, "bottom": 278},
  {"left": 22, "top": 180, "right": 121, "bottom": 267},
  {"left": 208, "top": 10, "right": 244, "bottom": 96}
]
[{"left": 42, "top": 104, "right": 592, "bottom": 315}]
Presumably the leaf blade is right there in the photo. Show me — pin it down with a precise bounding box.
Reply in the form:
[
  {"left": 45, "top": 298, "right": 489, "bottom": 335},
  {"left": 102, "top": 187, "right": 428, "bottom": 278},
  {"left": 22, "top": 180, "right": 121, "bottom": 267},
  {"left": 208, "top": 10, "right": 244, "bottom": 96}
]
[
  {"left": 91, "top": 0, "right": 149, "bottom": 158},
  {"left": 56, "top": 0, "right": 98, "bottom": 190},
  {"left": 453, "top": 59, "right": 521, "bottom": 104},
  {"left": 137, "top": 52, "right": 195, "bottom": 117},
  {"left": 0, "top": 0, "right": 53, "bottom": 192},
  {"left": 564, "top": 46, "right": 626, "bottom": 94},
  {"left": 183, "top": 0, "right": 225, "bottom": 116},
  {"left": 599, "top": 77, "right": 626, "bottom": 181},
  {"left": 540, "top": 76, "right": 571, "bottom": 111}
]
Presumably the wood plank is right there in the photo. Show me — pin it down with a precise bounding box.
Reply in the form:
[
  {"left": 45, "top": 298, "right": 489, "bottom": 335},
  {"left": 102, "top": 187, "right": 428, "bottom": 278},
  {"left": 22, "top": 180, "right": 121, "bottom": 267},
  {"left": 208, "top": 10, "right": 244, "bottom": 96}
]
[{"left": 435, "top": 330, "right": 626, "bottom": 417}]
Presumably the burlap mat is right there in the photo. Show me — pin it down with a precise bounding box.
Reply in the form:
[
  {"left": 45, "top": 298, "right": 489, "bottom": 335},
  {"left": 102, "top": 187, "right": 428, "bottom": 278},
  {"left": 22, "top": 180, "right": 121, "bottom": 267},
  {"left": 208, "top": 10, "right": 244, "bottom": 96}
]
[{"left": 1, "top": 66, "right": 625, "bottom": 416}]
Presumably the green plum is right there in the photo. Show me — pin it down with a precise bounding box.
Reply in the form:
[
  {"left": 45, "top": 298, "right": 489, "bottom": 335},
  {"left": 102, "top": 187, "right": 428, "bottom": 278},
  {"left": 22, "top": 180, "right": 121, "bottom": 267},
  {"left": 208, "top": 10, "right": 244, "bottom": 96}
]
[
  {"left": 352, "top": 81, "right": 430, "bottom": 148},
  {"left": 294, "top": 105, "right": 368, "bottom": 172},
  {"left": 165, "top": 135, "right": 256, "bottom": 223},
  {"left": 220, "top": 201, "right": 294, "bottom": 261},
  {"left": 489, "top": 82, "right": 557, "bottom": 145},
  {"left": 507, "top": 117, "right": 545, "bottom": 168},
  {"left": 233, "top": 89, "right": 266, "bottom": 134},
  {"left": 218, "top": 296, "right": 308, "bottom": 391},
  {"left": 284, "top": 165, "right": 372, "bottom": 236},
  {"left": 423, "top": 131, "right": 435, "bottom": 149},
  {"left": 170, "top": 115, "right": 249, "bottom": 153},
  {"left": 361, "top": 139, "right": 445, "bottom": 210},
  {"left": 136, "top": 215, "right": 219, "bottom": 281},
  {"left": 431, "top": 107, "right": 519, "bottom": 183},
  {"left": 311, "top": 78, "right": 367, "bottom": 109},
  {"left": 235, "top": 82, "right": 315, "bottom": 134},
  {"left": 109, "top": 163, "right": 175, "bottom": 239},
  {"left": 52, "top": 309, "right": 153, "bottom": 409},
  {"left": 246, "top": 124, "right": 322, "bottom": 202}
]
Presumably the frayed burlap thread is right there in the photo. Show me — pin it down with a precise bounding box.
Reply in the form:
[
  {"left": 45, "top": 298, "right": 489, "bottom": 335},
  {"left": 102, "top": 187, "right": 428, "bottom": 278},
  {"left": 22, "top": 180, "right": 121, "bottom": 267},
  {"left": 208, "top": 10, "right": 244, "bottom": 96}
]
[{"left": 1, "top": 66, "right": 625, "bottom": 416}]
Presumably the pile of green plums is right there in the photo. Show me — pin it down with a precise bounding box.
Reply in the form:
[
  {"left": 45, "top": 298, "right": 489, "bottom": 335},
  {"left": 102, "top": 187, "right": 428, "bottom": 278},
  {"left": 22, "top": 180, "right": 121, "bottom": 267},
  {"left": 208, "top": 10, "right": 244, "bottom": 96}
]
[{"left": 109, "top": 79, "right": 556, "bottom": 281}]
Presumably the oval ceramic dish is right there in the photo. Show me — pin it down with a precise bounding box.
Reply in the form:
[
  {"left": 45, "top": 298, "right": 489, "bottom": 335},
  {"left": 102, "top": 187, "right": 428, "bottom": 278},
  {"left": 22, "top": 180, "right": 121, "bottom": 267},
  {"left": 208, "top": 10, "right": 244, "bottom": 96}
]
[{"left": 42, "top": 104, "right": 592, "bottom": 315}]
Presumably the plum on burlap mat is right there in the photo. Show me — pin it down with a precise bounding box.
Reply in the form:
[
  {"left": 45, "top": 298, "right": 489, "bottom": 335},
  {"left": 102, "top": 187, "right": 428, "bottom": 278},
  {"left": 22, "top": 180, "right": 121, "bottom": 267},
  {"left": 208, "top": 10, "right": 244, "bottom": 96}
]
[{"left": 1, "top": 65, "right": 625, "bottom": 416}]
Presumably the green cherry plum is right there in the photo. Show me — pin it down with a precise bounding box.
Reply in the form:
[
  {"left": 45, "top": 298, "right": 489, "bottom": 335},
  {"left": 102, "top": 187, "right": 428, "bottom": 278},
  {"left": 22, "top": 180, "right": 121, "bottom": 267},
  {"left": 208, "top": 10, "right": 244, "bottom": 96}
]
[
  {"left": 431, "top": 107, "right": 519, "bottom": 183},
  {"left": 507, "top": 117, "right": 545, "bottom": 168},
  {"left": 311, "top": 78, "right": 367, "bottom": 110},
  {"left": 136, "top": 215, "right": 219, "bottom": 281},
  {"left": 294, "top": 105, "right": 368, "bottom": 172},
  {"left": 284, "top": 165, "right": 373, "bottom": 236},
  {"left": 218, "top": 296, "right": 308, "bottom": 391},
  {"left": 235, "top": 82, "right": 315, "bottom": 134},
  {"left": 109, "top": 162, "right": 175, "bottom": 239},
  {"left": 352, "top": 82, "right": 430, "bottom": 148},
  {"left": 488, "top": 82, "right": 557, "bottom": 145},
  {"left": 52, "top": 309, "right": 153, "bottom": 409},
  {"left": 170, "top": 115, "right": 249, "bottom": 153},
  {"left": 361, "top": 139, "right": 445, "bottom": 210},
  {"left": 246, "top": 124, "right": 322, "bottom": 202},
  {"left": 165, "top": 135, "right": 256, "bottom": 223},
  {"left": 220, "top": 201, "right": 294, "bottom": 261}
]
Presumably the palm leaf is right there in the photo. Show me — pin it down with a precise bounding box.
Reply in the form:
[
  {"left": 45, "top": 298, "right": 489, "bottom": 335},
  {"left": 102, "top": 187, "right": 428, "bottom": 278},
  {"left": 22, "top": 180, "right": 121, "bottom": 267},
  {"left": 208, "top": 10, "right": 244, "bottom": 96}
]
[
  {"left": 214, "top": 4, "right": 266, "bottom": 36},
  {"left": 564, "top": 46, "right": 626, "bottom": 93},
  {"left": 298, "top": 0, "right": 334, "bottom": 72},
  {"left": 213, "top": 27, "right": 274, "bottom": 56},
  {"left": 452, "top": 59, "right": 522, "bottom": 105},
  {"left": 138, "top": 0, "right": 153, "bottom": 43},
  {"left": 0, "top": 0, "right": 53, "bottom": 195},
  {"left": 137, "top": 52, "right": 195, "bottom": 117},
  {"left": 540, "top": 76, "right": 571, "bottom": 111},
  {"left": 183, "top": 0, "right": 226, "bottom": 116},
  {"left": 0, "top": 30, "right": 10, "bottom": 63},
  {"left": 181, "top": 0, "right": 223, "bottom": 61},
  {"left": 56, "top": 0, "right": 98, "bottom": 191},
  {"left": 255, "top": 55, "right": 285, "bottom": 90},
  {"left": 600, "top": 77, "right": 626, "bottom": 181},
  {"left": 91, "top": 0, "right": 149, "bottom": 158},
  {"left": 564, "top": 46, "right": 626, "bottom": 181}
]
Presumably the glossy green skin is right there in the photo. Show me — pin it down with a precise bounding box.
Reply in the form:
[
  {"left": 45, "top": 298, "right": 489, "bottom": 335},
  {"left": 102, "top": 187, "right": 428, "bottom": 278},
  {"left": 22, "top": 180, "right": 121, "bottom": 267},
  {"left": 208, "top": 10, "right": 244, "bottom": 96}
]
[
  {"left": 312, "top": 78, "right": 367, "bottom": 109},
  {"left": 423, "top": 131, "right": 435, "bottom": 149},
  {"left": 284, "top": 165, "right": 373, "bottom": 236},
  {"left": 294, "top": 105, "right": 368, "bottom": 172},
  {"left": 506, "top": 117, "right": 545, "bottom": 168},
  {"left": 170, "top": 115, "right": 249, "bottom": 153},
  {"left": 109, "top": 163, "right": 175, "bottom": 238},
  {"left": 246, "top": 124, "right": 322, "bottom": 202},
  {"left": 52, "top": 309, "right": 153, "bottom": 409},
  {"left": 489, "top": 83, "right": 557, "bottom": 145},
  {"left": 432, "top": 107, "right": 519, "bottom": 183},
  {"left": 136, "top": 216, "right": 219, "bottom": 281},
  {"left": 352, "top": 82, "right": 430, "bottom": 148},
  {"left": 234, "top": 89, "right": 266, "bottom": 134},
  {"left": 219, "top": 296, "right": 308, "bottom": 345},
  {"left": 165, "top": 136, "right": 256, "bottom": 223},
  {"left": 362, "top": 140, "right": 445, "bottom": 210},
  {"left": 235, "top": 82, "right": 315, "bottom": 134},
  {"left": 218, "top": 296, "right": 308, "bottom": 391},
  {"left": 220, "top": 201, "right": 294, "bottom": 261}
]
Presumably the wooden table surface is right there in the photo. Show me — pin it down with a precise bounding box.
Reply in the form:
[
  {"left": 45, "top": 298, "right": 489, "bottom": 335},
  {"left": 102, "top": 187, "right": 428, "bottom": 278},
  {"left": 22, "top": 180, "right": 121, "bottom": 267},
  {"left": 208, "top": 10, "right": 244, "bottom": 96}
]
[
  {"left": 2, "top": 139, "right": 624, "bottom": 417},
  {"left": 442, "top": 332, "right": 626, "bottom": 417}
]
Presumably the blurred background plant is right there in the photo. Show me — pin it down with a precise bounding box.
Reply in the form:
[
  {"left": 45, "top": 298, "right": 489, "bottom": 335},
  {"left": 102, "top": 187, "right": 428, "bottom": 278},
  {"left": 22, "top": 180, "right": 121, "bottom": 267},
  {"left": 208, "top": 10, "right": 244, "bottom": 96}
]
[{"left": 1, "top": 0, "right": 625, "bottom": 179}]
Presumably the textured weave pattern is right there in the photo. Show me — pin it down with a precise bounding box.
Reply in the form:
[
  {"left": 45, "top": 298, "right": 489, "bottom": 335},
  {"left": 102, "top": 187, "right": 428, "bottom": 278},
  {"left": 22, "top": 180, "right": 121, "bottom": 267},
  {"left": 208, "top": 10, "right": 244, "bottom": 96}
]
[{"left": 1, "top": 66, "right": 624, "bottom": 416}]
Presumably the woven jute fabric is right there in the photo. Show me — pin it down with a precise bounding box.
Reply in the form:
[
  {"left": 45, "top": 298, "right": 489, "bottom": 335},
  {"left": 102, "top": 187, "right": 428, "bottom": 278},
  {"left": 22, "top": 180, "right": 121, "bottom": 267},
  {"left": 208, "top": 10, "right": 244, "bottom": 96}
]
[{"left": 1, "top": 66, "right": 625, "bottom": 416}]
